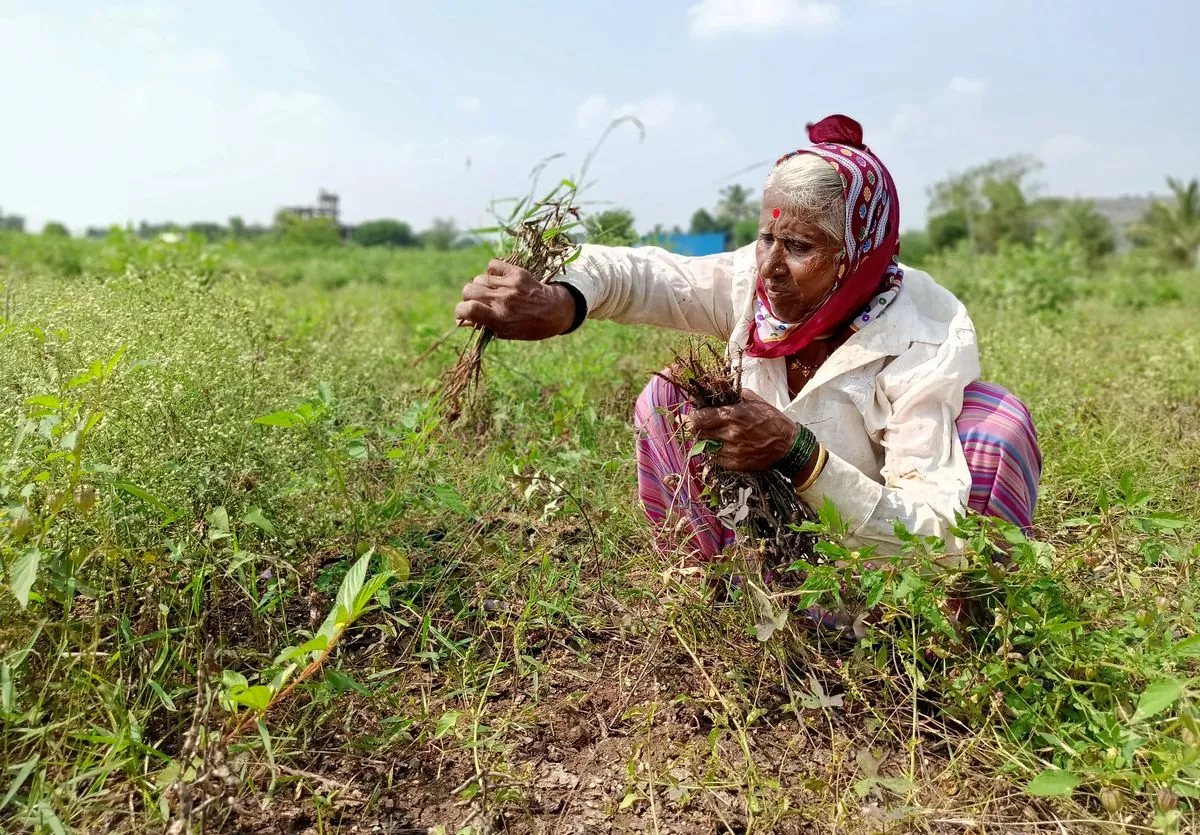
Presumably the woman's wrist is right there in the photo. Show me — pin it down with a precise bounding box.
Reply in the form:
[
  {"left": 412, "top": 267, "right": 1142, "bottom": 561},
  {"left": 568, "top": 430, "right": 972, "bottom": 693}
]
[
  {"left": 793, "top": 444, "right": 828, "bottom": 492},
  {"left": 772, "top": 423, "right": 819, "bottom": 479},
  {"left": 552, "top": 281, "right": 588, "bottom": 335}
]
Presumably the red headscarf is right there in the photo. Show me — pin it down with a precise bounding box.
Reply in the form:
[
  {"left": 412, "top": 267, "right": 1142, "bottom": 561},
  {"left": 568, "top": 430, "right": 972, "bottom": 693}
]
[{"left": 746, "top": 115, "right": 902, "bottom": 359}]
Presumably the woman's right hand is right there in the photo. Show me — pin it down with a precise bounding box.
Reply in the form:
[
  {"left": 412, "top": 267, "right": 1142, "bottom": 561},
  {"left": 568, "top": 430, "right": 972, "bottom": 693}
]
[{"left": 455, "top": 260, "right": 577, "bottom": 341}]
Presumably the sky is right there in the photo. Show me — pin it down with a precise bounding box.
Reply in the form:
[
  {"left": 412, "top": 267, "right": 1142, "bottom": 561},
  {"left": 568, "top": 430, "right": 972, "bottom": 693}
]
[{"left": 2, "top": 0, "right": 1198, "bottom": 234}]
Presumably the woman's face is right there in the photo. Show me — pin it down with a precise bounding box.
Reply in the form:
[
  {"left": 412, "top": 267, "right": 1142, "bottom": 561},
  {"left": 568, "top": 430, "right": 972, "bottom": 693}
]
[{"left": 754, "top": 187, "right": 842, "bottom": 324}]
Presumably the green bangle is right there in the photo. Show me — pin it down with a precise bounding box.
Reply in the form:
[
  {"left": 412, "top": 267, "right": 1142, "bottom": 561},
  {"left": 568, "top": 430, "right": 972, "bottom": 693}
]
[{"left": 773, "top": 424, "right": 818, "bottom": 479}]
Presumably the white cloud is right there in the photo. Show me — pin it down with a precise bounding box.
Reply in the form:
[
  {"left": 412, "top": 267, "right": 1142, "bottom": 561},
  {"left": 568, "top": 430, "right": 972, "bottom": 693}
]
[
  {"left": 454, "top": 95, "right": 482, "bottom": 114},
  {"left": 90, "top": 3, "right": 231, "bottom": 75},
  {"left": 687, "top": 0, "right": 839, "bottom": 38},
  {"left": 575, "top": 94, "right": 611, "bottom": 132},
  {"left": 576, "top": 91, "right": 719, "bottom": 134},
  {"left": 948, "top": 76, "right": 988, "bottom": 96}
]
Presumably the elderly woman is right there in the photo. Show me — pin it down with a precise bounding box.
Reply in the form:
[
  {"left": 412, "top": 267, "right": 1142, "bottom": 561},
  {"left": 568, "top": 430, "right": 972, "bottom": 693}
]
[{"left": 456, "top": 115, "right": 1041, "bottom": 559}]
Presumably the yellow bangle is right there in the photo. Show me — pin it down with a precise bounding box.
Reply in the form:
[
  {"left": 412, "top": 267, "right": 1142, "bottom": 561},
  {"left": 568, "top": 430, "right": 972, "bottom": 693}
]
[{"left": 795, "top": 444, "right": 828, "bottom": 493}]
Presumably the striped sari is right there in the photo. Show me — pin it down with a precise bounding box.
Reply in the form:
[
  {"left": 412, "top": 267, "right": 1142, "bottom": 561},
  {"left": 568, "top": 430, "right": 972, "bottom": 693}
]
[{"left": 634, "top": 375, "right": 1041, "bottom": 561}]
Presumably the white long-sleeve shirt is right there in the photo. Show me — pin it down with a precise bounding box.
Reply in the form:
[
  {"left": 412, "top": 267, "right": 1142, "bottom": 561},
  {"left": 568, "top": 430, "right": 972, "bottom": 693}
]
[{"left": 558, "top": 243, "right": 981, "bottom": 553}]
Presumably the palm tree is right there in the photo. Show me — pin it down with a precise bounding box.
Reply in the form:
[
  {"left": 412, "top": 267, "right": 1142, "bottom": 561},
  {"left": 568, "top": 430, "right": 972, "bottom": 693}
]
[
  {"left": 1132, "top": 177, "right": 1200, "bottom": 269},
  {"left": 716, "top": 184, "right": 756, "bottom": 225}
]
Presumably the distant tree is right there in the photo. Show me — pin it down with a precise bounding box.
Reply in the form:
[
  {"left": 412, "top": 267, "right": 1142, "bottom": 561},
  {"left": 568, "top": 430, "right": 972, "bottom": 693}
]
[
  {"left": 733, "top": 218, "right": 759, "bottom": 249},
  {"left": 421, "top": 218, "right": 458, "bottom": 251},
  {"left": 274, "top": 210, "right": 341, "bottom": 247},
  {"left": 187, "top": 222, "right": 226, "bottom": 241},
  {"left": 0, "top": 208, "right": 26, "bottom": 233},
  {"left": 136, "top": 220, "right": 182, "bottom": 240},
  {"left": 975, "top": 177, "right": 1037, "bottom": 250},
  {"left": 228, "top": 216, "right": 247, "bottom": 239},
  {"left": 899, "top": 230, "right": 934, "bottom": 266},
  {"left": 1046, "top": 200, "right": 1116, "bottom": 263},
  {"left": 716, "top": 184, "right": 756, "bottom": 225},
  {"left": 927, "top": 209, "right": 970, "bottom": 252},
  {"left": 42, "top": 221, "right": 70, "bottom": 237},
  {"left": 1131, "top": 177, "right": 1200, "bottom": 269},
  {"left": 927, "top": 155, "right": 1042, "bottom": 253},
  {"left": 670, "top": 225, "right": 684, "bottom": 236},
  {"left": 689, "top": 208, "right": 722, "bottom": 235},
  {"left": 85, "top": 227, "right": 109, "bottom": 240},
  {"left": 584, "top": 209, "right": 638, "bottom": 246},
  {"left": 353, "top": 219, "right": 417, "bottom": 247}
]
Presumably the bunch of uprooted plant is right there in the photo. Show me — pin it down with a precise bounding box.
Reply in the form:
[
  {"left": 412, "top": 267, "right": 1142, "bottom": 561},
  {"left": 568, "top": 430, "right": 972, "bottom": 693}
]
[
  {"left": 656, "top": 341, "right": 819, "bottom": 577},
  {"left": 442, "top": 116, "right": 644, "bottom": 422}
]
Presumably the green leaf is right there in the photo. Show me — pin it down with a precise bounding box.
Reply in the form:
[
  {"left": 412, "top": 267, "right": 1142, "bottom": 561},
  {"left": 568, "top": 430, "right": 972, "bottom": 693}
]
[
  {"left": 102, "top": 345, "right": 128, "bottom": 377},
  {"left": 66, "top": 370, "right": 96, "bottom": 389},
  {"left": 268, "top": 663, "right": 298, "bottom": 692},
  {"left": 1132, "top": 678, "right": 1184, "bottom": 723},
  {"left": 241, "top": 506, "right": 275, "bottom": 535},
  {"left": 257, "top": 719, "right": 276, "bottom": 772},
  {"left": 25, "top": 394, "right": 60, "bottom": 410},
  {"left": 221, "top": 670, "right": 249, "bottom": 690},
  {"left": 206, "top": 505, "right": 230, "bottom": 533},
  {"left": 273, "top": 634, "right": 330, "bottom": 666},
  {"left": 37, "top": 801, "right": 67, "bottom": 835},
  {"left": 231, "top": 685, "right": 272, "bottom": 713},
  {"left": 353, "top": 572, "right": 391, "bottom": 619},
  {"left": 148, "top": 680, "right": 177, "bottom": 711},
  {"left": 2, "top": 755, "right": 38, "bottom": 810},
  {"left": 116, "top": 482, "right": 181, "bottom": 519},
  {"left": 8, "top": 547, "right": 40, "bottom": 608},
  {"left": 1026, "top": 769, "right": 1081, "bottom": 797},
  {"left": 254, "top": 410, "right": 300, "bottom": 428},
  {"left": 380, "top": 545, "right": 410, "bottom": 581},
  {"left": 431, "top": 484, "right": 470, "bottom": 516},
  {"left": 1119, "top": 471, "right": 1134, "bottom": 502},
  {"left": 434, "top": 710, "right": 460, "bottom": 740},
  {"left": 875, "top": 776, "right": 916, "bottom": 795},
  {"left": 1141, "top": 513, "right": 1189, "bottom": 532},
  {"left": 325, "top": 668, "right": 370, "bottom": 696},
  {"left": 316, "top": 552, "right": 372, "bottom": 638},
  {"left": 1172, "top": 635, "right": 1200, "bottom": 658}
]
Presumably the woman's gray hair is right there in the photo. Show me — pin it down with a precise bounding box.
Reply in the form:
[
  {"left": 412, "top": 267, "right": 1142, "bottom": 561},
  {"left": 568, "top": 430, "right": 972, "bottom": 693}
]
[{"left": 763, "top": 154, "right": 846, "bottom": 249}]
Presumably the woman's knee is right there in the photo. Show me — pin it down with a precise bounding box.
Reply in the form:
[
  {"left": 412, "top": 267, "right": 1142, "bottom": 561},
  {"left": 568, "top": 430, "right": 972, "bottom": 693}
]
[{"left": 635, "top": 371, "right": 688, "bottom": 428}]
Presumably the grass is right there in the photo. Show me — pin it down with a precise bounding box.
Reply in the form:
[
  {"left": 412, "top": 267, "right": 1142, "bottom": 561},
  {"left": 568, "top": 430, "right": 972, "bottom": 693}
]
[{"left": 0, "top": 229, "right": 1198, "bottom": 833}]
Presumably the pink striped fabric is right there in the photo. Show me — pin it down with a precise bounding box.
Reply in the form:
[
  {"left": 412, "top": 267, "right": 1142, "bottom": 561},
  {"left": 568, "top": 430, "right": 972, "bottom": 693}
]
[
  {"left": 634, "top": 375, "right": 1041, "bottom": 561},
  {"left": 957, "top": 380, "right": 1041, "bottom": 530},
  {"left": 634, "top": 374, "right": 736, "bottom": 559}
]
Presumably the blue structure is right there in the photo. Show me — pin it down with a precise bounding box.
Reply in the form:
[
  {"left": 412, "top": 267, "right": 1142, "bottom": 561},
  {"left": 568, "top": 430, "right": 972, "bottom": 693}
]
[{"left": 639, "top": 232, "right": 729, "bottom": 256}]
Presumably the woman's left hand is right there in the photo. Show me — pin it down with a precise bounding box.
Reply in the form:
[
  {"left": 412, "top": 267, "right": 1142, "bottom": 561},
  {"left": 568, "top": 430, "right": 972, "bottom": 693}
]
[{"left": 684, "top": 390, "right": 798, "bottom": 472}]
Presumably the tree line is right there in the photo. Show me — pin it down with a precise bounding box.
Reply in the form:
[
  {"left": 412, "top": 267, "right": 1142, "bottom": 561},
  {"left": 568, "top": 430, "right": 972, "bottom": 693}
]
[
  {"left": 4, "top": 165, "right": 1198, "bottom": 267},
  {"left": 0, "top": 209, "right": 467, "bottom": 251},
  {"left": 583, "top": 164, "right": 1200, "bottom": 270}
]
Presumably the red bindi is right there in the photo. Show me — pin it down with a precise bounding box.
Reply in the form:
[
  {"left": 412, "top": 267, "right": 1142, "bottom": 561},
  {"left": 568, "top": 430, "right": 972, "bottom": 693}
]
[{"left": 772, "top": 208, "right": 780, "bottom": 219}]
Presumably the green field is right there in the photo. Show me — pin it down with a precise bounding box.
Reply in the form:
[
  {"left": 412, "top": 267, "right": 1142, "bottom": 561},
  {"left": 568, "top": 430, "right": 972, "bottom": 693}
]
[{"left": 2, "top": 231, "right": 1199, "bottom": 833}]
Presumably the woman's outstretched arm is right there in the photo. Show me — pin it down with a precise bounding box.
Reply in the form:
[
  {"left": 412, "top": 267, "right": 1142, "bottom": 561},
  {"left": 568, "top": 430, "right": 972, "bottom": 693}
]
[
  {"left": 456, "top": 244, "right": 741, "bottom": 342},
  {"left": 555, "top": 244, "right": 738, "bottom": 340}
]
